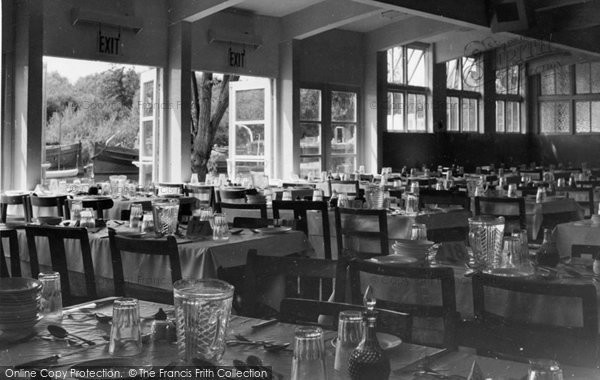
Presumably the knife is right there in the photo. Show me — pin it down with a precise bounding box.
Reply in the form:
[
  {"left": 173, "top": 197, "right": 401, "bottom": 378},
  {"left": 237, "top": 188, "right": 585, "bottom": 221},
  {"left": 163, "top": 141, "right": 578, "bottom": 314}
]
[
  {"left": 63, "top": 297, "right": 118, "bottom": 315},
  {"left": 15, "top": 343, "right": 107, "bottom": 368},
  {"left": 393, "top": 348, "right": 449, "bottom": 375}
]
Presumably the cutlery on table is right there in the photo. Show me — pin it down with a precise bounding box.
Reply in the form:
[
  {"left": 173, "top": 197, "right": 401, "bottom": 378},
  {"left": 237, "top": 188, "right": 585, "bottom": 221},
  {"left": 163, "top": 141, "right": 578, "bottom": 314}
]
[
  {"left": 251, "top": 319, "right": 278, "bottom": 329},
  {"left": 47, "top": 325, "right": 97, "bottom": 346},
  {"left": 62, "top": 297, "right": 119, "bottom": 315},
  {"left": 15, "top": 343, "right": 107, "bottom": 368}
]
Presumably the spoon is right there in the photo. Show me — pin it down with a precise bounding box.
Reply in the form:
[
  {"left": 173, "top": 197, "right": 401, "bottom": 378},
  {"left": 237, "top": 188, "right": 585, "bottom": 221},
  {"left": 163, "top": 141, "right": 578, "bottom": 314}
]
[{"left": 47, "top": 325, "right": 96, "bottom": 346}]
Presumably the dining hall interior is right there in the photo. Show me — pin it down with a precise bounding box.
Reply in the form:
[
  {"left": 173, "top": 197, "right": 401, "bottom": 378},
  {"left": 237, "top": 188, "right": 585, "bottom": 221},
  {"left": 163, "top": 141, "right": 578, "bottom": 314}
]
[{"left": 3, "top": 0, "right": 600, "bottom": 378}]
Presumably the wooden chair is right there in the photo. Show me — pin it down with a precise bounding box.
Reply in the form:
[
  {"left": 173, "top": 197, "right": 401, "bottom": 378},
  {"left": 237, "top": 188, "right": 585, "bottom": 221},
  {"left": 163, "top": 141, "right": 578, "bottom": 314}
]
[
  {"left": 474, "top": 196, "right": 526, "bottom": 233},
  {"left": 462, "top": 272, "right": 598, "bottom": 367},
  {"left": 108, "top": 228, "right": 182, "bottom": 304},
  {"left": 556, "top": 187, "right": 594, "bottom": 217},
  {"left": 335, "top": 207, "right": 389, "bottom": 258},
  {"left": 0, "top": 228, "right": 21, "bottom": 277},
  {"left": 185, "top": 184, "right": 215, "bottom": 208},
  {"left": 329, "top": 180, "right": 360, "bottom": 198},
  {"left": 347, "top": 258, "right": 459, "bottom": 349},
  {"left": 25, "top": 225, "right": 97, "bottom": 305},
  {"left": 30, "top": 195, "right": 68, "bottom": 218},
  {"left": 241, "top": 249, "right": 346, "bottom": 318},
  {"left": 217, "top": 189, "right": 247, "bottom": 204},
  {"left": 232, "top": 217, "right": 269, "bottom": 229},
  {"left": 272, "top": 200, "right": 332, "bottom": 259},
  {"left": 156, "top": 183, "right": 184, "bottom": 196},
  {"left": 216, "top": 202, "right": 268, "bottom": 221},
  {"left": 571, "top": 244, "right": 600, "bottom": 259},
  {"left": 66, "top": 198, "right": 114, "bottom": 219},
  {"left": 280, "top": 298, "right": 412, "bottom": 341},
  {"left": 419, "top": 189, "right": 470, "bottom": 211},
  {"left": 359, "top": 174, "right": 374, "bottom": 182},
  {"left": 576, "top": 180, "right": 600, "bottom": 190},
  {"left": 0, "top": 193, "right": 32, "bottom": 223}
]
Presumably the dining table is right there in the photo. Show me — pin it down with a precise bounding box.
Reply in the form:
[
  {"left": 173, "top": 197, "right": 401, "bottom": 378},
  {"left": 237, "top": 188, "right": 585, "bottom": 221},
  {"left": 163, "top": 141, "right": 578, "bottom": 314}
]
[
  {"left": 555, "top": 219, "right": 600, "bottom": 257},
  {"left": 2, "top": 298, "right": 598, "bottom": 379}
]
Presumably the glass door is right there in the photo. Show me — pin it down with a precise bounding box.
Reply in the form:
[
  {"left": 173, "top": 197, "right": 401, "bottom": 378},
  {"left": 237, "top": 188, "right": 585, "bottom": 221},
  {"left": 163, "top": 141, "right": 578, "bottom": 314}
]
[{"left": 138, "top": 69, "right": 160, "bottom": 185}]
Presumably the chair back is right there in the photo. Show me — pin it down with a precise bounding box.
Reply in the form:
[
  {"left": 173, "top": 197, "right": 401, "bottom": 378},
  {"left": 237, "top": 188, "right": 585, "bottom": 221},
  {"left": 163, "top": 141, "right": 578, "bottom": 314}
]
[
  {"left": 556, "top": 187, "right": 594, "bottom": 217},
  {"left": 474, "top": 196, "right": 526, "bottom": 233},
  {"left": 274, "top": 188, "right": 314, "bottom": 201},
  {"left": 232, "top": 217, "right": 269, "bottom": 229},
  {"left": 108, "top": 228, "right": 182, "bottom": 304},
  {"left": 335, "top": 207, "right": 389, "bottom": 258},
  {"left": 30, "top": 195, "right": 68, "bottom": 218},
  {"left": 25, "top": 225, "right": 97, "bottom": 304},
  {"left": 67, "top": 197, "right": 114, "bottom": 219},
  {"left": 272, "top": 200, "right": 332, "bottom": 259},
  {"left": 0, "top": 229, "right": 21, "bottom": 277},
  {"left": 279, "top": 298, "right": 412, "bottom": 341},
  {"left": 242, "top": 249, "right": 346, "bottom": 318},
  {"left": 217, "top": 189, "right": 247, "bottom": 204},
  {"left": 329, "top": 180, "right": 360, "bottom": 198},
  {"left": 466, "top": 272, "right": 598, "bottom": 367},
  {"left": 571, "top": 244, "right": 600, "bottom": 259},
  {"left": 0, "top": 193, "right": 32, "bottom": 223},
  {"left": 156, "top": 183, "right": 184, "bottom": 196},
  {"left": 347, "top": 258, "right": 458, "bottom": 348},
  {"left": 185, "top": 185, "right": 215, "bottom": 208},
  {"left": 419, "top": 189, "right": 470, "bottom": 211},
  {"left": 216, "top": 202, "right": 267, "bottom": 223},
  {"left": 519, "top": 169, "right": 543, "bottom": 181}
]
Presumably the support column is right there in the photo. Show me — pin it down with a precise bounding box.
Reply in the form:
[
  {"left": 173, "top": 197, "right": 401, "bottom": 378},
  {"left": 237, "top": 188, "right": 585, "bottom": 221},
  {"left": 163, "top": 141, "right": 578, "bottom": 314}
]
[
  {"left": 276, "top": 40, "right": 298, "bottom": 179},
  {"left": 163, "top": 21, "right": 191, "bottom": 182}
]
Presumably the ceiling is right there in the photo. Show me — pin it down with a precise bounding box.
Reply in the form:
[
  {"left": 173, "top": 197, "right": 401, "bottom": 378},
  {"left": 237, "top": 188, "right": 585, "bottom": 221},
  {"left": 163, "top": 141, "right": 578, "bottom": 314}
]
[{"left": 235, "top": 0, "right": 324, "bottom": 18}]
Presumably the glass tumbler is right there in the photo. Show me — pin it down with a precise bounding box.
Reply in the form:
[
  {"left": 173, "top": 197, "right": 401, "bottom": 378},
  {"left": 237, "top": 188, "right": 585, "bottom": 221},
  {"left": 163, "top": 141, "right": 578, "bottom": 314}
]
[
  {"left": 70, "top": 200, "right": 83, "bottom": 223},
  {"left": 80, "top": 208, "right": 95, "bottom": 228},
  {"left": 291, "top": 326, "right": 327, "bottom": 380},
  {"left": 468, "top": 216, "right": 505, "bottom": 269},
  {"left": 405, "top": 193, "right": 419, "bottom": 214},
  {"left": 129, "top": 203, "right": 143, "bottom": 229},
  {"left": 173, "top": 279, "right": 234, "bottom": 363},
  {"left": 212, "top": 213, "right": 230, "bottom": 241},
  {"left": 141, "top": 212, "right": 154, "bottom": 233},
  {"left": 410, "top": 223, "right": 428, "bottom": 240},
  {"left": 507, "top": 184, "right": 518, "bottom": 198},
  {"left": 109, "top": 298, "right": 142, "bottom": 356},
  {"left": 334, "top": 311, "right": 363, "bottom": 372},
  {"left": 528, "top": 359, "right": 563, "bottom": 380},
  {"left": 39, "top": 271, "right": 62, "bottom": 321},
  {"left": 152, "top": 198, "right": 180, "bottom": 236}
]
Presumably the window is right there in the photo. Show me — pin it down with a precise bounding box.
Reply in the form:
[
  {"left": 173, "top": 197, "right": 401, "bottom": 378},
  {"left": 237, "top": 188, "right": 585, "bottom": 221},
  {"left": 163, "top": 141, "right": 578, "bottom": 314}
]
[
  {"left": 299, "top": 86, "right": 359, "bottom": 178},
  {"left": 495, "top": 65, "right": 526, "bottom": 133},
  {"left": 537, "top": 62, "right": 600, "bottom": 134},
  {"left": 385, "top": 45, "right": 429, "bottom": 132},
  {"left": 445, "top": 57, "right": 482, "bottom": 132}
]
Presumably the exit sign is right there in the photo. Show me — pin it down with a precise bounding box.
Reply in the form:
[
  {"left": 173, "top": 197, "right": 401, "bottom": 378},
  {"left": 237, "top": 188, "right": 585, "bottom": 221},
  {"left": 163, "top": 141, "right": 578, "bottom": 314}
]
[{"left": 97, "top": 29, "right": 121, "bottom": 56}]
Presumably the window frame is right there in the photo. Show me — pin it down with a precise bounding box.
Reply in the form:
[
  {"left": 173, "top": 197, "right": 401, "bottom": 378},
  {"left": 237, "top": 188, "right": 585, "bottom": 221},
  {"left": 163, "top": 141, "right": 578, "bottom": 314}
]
[
  {"left": 384, "top": 43, "right": 430, "bottom": 133},
  {"left": 495, "top": 64, "right": 526, "bottom": 134},
  {"left": 445, "top": 56, "right": 483, "bottom": 133}
]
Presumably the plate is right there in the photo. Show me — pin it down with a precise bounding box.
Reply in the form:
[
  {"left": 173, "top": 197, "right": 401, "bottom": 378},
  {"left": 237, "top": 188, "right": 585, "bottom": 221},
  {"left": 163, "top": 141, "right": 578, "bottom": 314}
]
[
  {"left": 483, "top": 267, "right": 533, "bottom": 277},
  {"left": 254, "top": 226, "right": 292, "bottom": 234},
  {"left": 229, "top": 228, "right": 243, "bottom": 235},
  {"left": 331, "top": 333, "right": 402, "bottom": 351},
  {"left": 369, "top": 256, "right": 418, "bottom": 265},
  {"left": 0, "top": 278, "right": 42, "bottom": 294}
]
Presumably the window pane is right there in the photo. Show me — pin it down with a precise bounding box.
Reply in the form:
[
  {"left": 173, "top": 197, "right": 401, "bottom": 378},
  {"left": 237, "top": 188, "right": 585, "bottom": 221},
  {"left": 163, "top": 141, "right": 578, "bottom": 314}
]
[
  {"left": 447, "top": 97, "right": 459, "bottom": 131},
  {"left": 300, "top": 123, "right": 321, "bottom": 155},
  {"left": 387, "top": 46, "right": 403, "bottom": 84},
  {"left": 496, "top": 69, "right": 507, "bottom": 94},
  {"left": 592, "top": 62, "right": 600, "bottom": 93},
  {"left": 510, "top": 102, "right": 520, "bottom": 133},
  {"left": 300, "top": 88, "right": 321, "bottom": 121},
  {"left": 540, "top": 103, "right": 555, "bottom": 133},
  {"left": 407, "top": 48, "right": 426, "bottom": 86},
  {"left": 507, "top": 65, "right": 519, "bottom": 95},
  {"left": 496, "top": 101, "right": 505, "bottom": 132},
  {"left": 234, "top": 161, "right": 264, "bottom": 175},
  {"left": 555, "top": 66, "right": 571, "bottom": 95},
  {"left": 331, "top": 156, "right": 355, "bottom": 174},
  {"left": 520, "top": 66, "right": 527, "bottom": 97},
  {"left": 462, "top": 98, "right": 477, "bottom": 132},
  {"left": 416, "top": 94, "right": 426, "bottom": 131},
  {"left": 235, "top": 124, "right": 264, "bottom": 156},
  {"left": 387, "top": 92, "right": 404, "bottom": 131},
  {"left": 142, "top": 81, "right": 154, "bottom": 117},
  {"left": 332, "top": 91, "right": 357, "bottom": 122},
  {"left": 592, "top": 102, "right": 600, "bottom": 132},
  {"left": 446, "top": 60, "right": 460, "bottom": 90},
  {"left": 506, "top": 101, "right": 513, "bottom": 133},
  {"left": 540, "top": 69, "right": 555, "bottom": 95},
  {"left": 556, "top": 102, "right": 571, "bottom": 133},
  {"left": 576, "top": 63, "right": 591, "bottom": 94},
  {"left": 235, "top": 89, "right": 264, "bottom": 120},
  {"left": 331, "top": 124, "right": 356, "bottom": 154},
  {"left": 142, "top": 121, "right": 153, "bottom": 156},
  {"left": 407, "top": 93, "right": 416, "bottom": 131},
  {"left": 576, "top": 101, "right": 591, "bottom": 133},
  {"left": 300, "top": 156, "right": 321, "bottom": 179},
  {"left": 462, "top": 57, "right": 482, "bottom": 92}
]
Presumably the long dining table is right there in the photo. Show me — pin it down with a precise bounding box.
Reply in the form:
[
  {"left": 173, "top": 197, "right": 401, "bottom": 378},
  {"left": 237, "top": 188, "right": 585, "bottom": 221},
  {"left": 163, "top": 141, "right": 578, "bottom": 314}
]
[{"left": 1, "top": 298, "right": 598, "bottom": 379}]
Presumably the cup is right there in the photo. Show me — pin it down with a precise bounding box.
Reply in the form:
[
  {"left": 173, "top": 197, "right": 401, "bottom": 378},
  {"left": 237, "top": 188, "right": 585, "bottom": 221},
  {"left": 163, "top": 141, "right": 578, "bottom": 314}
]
[
  {"left": 282, "top": 190, "right": 293, "bottom": 201},
  {"left": 80, "top": 208, "right": 96, "bottom": 228},
  {"left": 141, "top": 212, "right": 154, "bottom": 233},
  {"left": 405, "top": 193, "right": 419, "bottom": 214},
  {"left": 500, "top": 236, "right": 522, "bottom": 268},
  {"left": 334, "top": 311, "right": 363, "bottom": 372},
  {"left": 39, "top": 271, "right": 62, "bottom": 321},
  {"left": 152, "top": 198, "right": 179, "bottom": 237},
  {"left": 337, "top": 193, "right": 350, "bottom": 208},
  {"left": 410, "top": 223, "right": 428, "bottom": 240},
  {"left": 129, "top": 203, "right": 144, "bottom": 229},
  {"left": 212, "top": 213, "right": 230, "bottom": 241},
  {"left": 109, "top": 298, "right": 142, "bottom": 356},
  {"left": 70, "top": 200, "right": 83, "bottom": 223},
  {"left": 312, "top": 189, "right": 324, "bottom": 202},
  {"left": 173, "top": 279, "right": 234, "bottom": 363},
  {"left": 291, "top": 326, "right": 327, "bottom": 380},
  {"left": 507, "top": 184, "right": 518, "bottom": 198},
  {"left": 468, "top": 216, "right": 505, "bottom": 269},
  {"left": 512, "top": 229, "right": 530, "bottom": 267},
  {"left": 528, "top": 359, "right": 563, "bottom": 380}
]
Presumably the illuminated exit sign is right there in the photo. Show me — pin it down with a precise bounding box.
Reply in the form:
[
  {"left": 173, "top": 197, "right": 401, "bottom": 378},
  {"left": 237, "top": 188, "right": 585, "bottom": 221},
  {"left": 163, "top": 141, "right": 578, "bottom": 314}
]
[{"left": 97, "top": 29, "right": 121, "bottom": 56}]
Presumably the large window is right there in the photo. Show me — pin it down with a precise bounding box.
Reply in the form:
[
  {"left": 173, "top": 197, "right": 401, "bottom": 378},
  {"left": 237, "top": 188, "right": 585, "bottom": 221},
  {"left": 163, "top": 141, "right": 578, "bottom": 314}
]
[
  {"left": 538, "top": 62, "right": 600, "bottom": 134},
  {"left": 446, "top": 57, "right": 482, "bottom": 132},
  {"left": 385, "top": 45, "right": 429, "bottom": 132},
  {"left": 495, "top": 65, "right": 526, "bottom": 133},
  {"left": 299, "top": 86, "right": 359, "bottom": 178}
]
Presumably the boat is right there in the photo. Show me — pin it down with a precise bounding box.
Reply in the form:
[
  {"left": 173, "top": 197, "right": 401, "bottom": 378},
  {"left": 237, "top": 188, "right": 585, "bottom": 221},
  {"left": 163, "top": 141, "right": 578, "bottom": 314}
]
[
  {"left": 92, "top": 142, "right": 139, "bottom": 181},
  {"left": 45, "top": 168, "right": 79, "bottom": 178},
  {"left": 45, "top": 142, "right": 81, "bottom": 171}
]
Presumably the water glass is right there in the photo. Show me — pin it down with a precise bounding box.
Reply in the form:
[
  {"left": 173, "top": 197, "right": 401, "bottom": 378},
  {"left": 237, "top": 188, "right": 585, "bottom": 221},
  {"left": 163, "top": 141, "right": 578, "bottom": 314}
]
[
  {"left": 500, "top": 236, "right": 522, "bottom": 268},
  {"left": 70, "top": 200, "right": 83, "bottom": 223},
  {"left": 528, "top": 359, "right": 563, "bottom": 380},
  {"left": 410, "top": 181, "right": 420, "bottom": 195},
  {"left": 39, "top": 271, "right": 62, "bottom": 321},
  {"left": 291, "top": 326, "right": 327, "bottom": 380},
  {"left": 80, "top": 208, "right": 96, "bottom": 228},
  {"left": 141, "top": 212, "right": 154, "bottom": 233},
  {"left": 152, "top": 199, "right": 179, "bottom": 236},
  {"left": 507, "top": 184, "right": 518, "bottom": 198},
  {"left": 337, "top": 193, "right": 350, "bottom": 208},
  {"left": 173, "top": 279, "right": 234, "bottom": 363},
  {"left": 129, "top": 203, "right": 143, "bottom": 229},
  {"left": 212, "top": 213, "right": 230, "bottom": 241},
  {"left": 405, "top": 193, "right": 419, "bottom": 214},
  {"left": 312, "top": 189, "right": 324, "bottom": 202},
  {"left": 410, "top": 223, "right": 428, "bottom": 240},
  {"left": 468, "top": 216, "right": 505, "bottom": 269},
  {"left": 109, "top": 298, "right": 142, "bottom": 356},
  {"left": 334, "top": 311, "right": 363, "bottom": 372},
  {"left": 282, "top": 190, "right": 293, "bottom": 201}
]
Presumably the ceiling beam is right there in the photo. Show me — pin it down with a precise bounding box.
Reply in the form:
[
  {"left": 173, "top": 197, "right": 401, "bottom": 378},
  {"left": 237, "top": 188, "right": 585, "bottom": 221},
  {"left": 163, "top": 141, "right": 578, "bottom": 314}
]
[
  {"left": 280, "top": 0, "right": 381, "bottom": 41},
  {"left": 351, "top": 0, "right": 489, "bottom": 29},
  {"left": 517, "top": 24, "right": 600, "bottom": 57},
  {"left": 530, "top": 0, "right": 592, "bottom": 12},
  {"left": 167, "top": 0, "right": 245, "bottom": 24},
  {"left": 538, "top": 1, "right": 600, "bottom": 31}
]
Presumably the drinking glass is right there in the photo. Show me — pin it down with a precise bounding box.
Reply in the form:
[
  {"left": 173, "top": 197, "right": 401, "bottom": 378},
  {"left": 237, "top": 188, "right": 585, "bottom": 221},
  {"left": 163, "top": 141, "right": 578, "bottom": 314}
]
[
  {"left": 129, "top": 203, "right": 143, "bottom": 229},
  {"left": 291, "top": 326, "right": 327, "bottom": 380},
  {"left": 507, "top": 184, "right": 518, "bottom": 198},
  {"left": 500, "top": 236, "right": 522, "bottom": 268},
  {"left": 512, "top": 229, "right": 530, "bottom": 268},
  {"left": 410, "top": 182, "right": 420, "bottom": 195},
  {"left": 410, "top": 223, "right": 428, "bottom": 240},
  {"left": 152, "top": 198, "right": 179, "bottom": 236},
  {"left": 312, "top": 189, "right": 324, "bottom": 202},
  {"left": 173, "top": 279, "right": 234, "bottom": 363},
  {"left": 212, "top": 213, "right": 230, "bottom": 241},
  {"left": 70, "top": 200, "right": 83, "bottom": 223},
  {"left": 141, "top": 212, "right": 154, "bottom": 233},
  {"left": 39, "top": 271, "right": 62, "bottom": 321},
  {"left": 468, "top": 216, "right": 505, "bottom": 269},
  {"left": 109, "top": 298, "right": 142, "bottom": 356},
  {"left": 365, "top": 186, "right": 384, "bottom": 209},
  {"left": 337, "top": 193, "right": 350, "bottom": 208},
  {"left": 80, "top": 208, "right": 95, "bottom": 228},
  {"left": 528, "top": 359, "right": 563, "bottom": 380},
  {"left": 405, "top": 193, "right": 419, "bottom": 214},
  {"left": 282, "top": 190, "right": 293, "bottom": 201},
  {"left": 334, "top": 311, "right": 363, "bottom": 372}
]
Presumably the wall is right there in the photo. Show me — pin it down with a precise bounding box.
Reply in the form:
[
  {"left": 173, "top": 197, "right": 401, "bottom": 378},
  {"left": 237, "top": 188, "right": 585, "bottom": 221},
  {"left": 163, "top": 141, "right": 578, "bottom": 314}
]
[{"left": 531, "top": 135, "right": 600, "bottom": 168}]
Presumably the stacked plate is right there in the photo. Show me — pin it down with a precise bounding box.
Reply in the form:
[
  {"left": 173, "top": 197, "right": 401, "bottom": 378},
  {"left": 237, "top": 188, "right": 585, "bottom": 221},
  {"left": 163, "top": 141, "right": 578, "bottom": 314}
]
[
  {"left": 392, "top": 239, "right": 435, "bottom": 260},
  {"left": 0, "top": 278, "right": 42, "bottom": 335},
  {"left": 246, "top": 194, "right": 267, "bottom": 204}
]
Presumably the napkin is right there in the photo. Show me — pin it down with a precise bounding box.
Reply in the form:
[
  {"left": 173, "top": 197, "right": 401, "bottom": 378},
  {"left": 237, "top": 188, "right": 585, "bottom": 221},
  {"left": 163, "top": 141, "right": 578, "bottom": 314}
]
[{"left": 467, "top": 360, "right": 484, "bottom": 380}]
